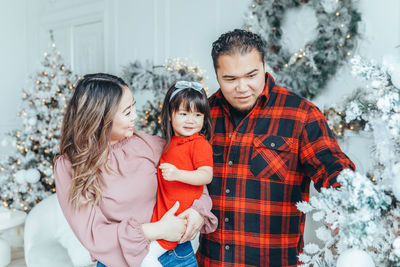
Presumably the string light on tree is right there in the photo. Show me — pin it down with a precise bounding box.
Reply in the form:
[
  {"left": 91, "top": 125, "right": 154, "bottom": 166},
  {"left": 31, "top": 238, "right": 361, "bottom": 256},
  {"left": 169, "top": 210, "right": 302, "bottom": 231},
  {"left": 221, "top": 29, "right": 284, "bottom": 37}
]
[{"left": 324, "top": 107, "right": 366, "bottom": 137}]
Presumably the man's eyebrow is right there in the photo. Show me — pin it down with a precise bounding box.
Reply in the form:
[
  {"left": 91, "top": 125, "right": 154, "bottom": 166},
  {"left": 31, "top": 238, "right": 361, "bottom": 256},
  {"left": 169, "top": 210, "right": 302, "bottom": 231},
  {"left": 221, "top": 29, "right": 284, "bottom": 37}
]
[
  {"left": 246, "top": 69, "right": 258, "bottom": 75},
  {"left": 222, "top": 69, "right": 258, "bottom": 79}
]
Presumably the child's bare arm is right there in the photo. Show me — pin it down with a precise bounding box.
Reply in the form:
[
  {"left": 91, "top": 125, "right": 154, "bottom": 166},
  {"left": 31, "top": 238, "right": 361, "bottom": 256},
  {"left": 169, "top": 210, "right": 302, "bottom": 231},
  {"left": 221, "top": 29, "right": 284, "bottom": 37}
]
[{"left": 159, "top": 163, "right": 212, "bottom": 185}]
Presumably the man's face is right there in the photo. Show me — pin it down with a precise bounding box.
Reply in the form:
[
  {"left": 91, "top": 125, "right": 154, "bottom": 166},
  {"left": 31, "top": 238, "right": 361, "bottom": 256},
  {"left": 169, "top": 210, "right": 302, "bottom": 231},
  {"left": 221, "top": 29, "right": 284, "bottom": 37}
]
[{"left": 215, "top": 49, "right": 266, "bottom": 112}]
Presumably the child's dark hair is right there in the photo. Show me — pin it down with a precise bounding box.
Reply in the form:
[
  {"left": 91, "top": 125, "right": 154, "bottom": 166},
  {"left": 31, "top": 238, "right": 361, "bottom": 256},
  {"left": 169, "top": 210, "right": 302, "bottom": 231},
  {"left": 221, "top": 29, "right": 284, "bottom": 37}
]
[
  {"left": 211, "top": 29, "right": 266, "bottom": 69},
  {"left": 161, "top": 81, "right": 212, "bottom": 146}
]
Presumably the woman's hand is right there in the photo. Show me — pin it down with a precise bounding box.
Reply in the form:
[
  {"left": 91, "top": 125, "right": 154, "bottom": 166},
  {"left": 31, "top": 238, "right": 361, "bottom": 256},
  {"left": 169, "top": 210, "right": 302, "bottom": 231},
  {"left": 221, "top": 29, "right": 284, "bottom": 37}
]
[
  {"left": 158, "top": 201, "right": 187, "bottom": 241},
  {"left": 142, "top": 201, "right": 187, "bottom": 242},
  {"left": 178, "top": 208, "right": 204, "bottom": 243}
]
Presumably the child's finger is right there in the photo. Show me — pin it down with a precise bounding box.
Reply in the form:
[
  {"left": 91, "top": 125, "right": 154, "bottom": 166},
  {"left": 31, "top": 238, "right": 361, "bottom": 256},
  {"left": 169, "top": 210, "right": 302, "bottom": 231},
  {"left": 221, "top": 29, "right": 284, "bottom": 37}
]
[
  {"left": 159, "top": 167, "right": 168, "bottom": 172},
  {"left": 160, "top": 165, "right": 171, "bottom": 171},
  {"left": 160, "top": 163, "right": 172, "bottom": 167}
]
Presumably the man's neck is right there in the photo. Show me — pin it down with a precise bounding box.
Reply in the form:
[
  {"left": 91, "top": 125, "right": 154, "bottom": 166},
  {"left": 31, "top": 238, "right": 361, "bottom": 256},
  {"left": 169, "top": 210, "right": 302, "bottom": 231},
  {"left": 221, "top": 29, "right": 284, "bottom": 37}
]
[{"left": 227, "top": 102, "right": 250, "bottom": 129}]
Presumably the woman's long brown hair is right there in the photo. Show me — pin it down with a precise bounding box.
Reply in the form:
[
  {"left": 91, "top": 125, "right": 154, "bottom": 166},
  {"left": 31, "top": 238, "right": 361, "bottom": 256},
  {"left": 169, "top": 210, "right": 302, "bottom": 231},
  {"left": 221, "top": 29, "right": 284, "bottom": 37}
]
[{"left": 57, "top": 73, "right": 128, "bottom": 210}]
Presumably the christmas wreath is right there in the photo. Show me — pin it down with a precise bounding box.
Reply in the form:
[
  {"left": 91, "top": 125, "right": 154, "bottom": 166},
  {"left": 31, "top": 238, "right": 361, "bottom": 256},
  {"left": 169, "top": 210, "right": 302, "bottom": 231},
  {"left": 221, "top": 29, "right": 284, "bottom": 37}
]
[{"left": 245, "top": 0, "right": 361, "bottom": 98}]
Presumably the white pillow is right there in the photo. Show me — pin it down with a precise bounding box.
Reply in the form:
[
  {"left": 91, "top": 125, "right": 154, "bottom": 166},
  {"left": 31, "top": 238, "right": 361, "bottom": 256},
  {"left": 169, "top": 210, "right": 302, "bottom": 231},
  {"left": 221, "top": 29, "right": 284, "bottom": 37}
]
[
  {"left": 55, "top": 198, "right": 95, "bottom": 267},
  {"left": 57, "top": 227, "right": 95, "bottom": 267}
]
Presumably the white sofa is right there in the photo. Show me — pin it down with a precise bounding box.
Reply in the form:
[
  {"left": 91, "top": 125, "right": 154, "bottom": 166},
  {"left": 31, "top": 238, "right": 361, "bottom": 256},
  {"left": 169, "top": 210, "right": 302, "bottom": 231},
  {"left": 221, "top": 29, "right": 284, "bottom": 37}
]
[{"left": 24, "top": 193, "right": 95, "bottom": 267}]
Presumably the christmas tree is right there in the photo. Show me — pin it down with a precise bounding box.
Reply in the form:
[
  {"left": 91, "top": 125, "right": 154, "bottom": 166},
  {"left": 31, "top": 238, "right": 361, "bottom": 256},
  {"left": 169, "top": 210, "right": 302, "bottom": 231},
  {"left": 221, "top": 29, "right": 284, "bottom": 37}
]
[
  {"left": 122, "top": 58, "right": 206, "bottom": 135},
  {"left": 0, "top": 32, "right": 78, "bottom": 211},
  {"left": 297, "top": 56, "right": 400, "bottom": 266}
]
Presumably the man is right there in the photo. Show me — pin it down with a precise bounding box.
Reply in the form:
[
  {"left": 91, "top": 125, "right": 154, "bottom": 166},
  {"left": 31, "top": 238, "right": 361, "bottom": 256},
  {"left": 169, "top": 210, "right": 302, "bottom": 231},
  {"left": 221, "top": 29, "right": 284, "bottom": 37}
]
[{"left": 197, "top": 29, "right": 355, "bottom": 266}]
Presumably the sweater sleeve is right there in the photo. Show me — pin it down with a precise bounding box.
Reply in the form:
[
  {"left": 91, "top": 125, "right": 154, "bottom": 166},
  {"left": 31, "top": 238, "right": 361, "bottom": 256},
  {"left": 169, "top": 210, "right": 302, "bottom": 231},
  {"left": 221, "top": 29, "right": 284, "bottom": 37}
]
[
  {"left": 299, "top": 105, "right": 356, "bottom": 191},
  {"left": 54, "top": 156, "right": 150, "bottom": 267},
  {"left": 191, "top": 185, "right": 218, "bottom": 234}
]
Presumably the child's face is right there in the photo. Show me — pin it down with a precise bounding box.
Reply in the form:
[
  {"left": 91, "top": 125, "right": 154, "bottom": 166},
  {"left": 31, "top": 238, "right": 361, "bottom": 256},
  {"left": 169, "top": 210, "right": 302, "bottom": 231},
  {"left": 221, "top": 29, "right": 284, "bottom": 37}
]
[{"left": 171, "top": 102, "right": 204, "bottom": 137}]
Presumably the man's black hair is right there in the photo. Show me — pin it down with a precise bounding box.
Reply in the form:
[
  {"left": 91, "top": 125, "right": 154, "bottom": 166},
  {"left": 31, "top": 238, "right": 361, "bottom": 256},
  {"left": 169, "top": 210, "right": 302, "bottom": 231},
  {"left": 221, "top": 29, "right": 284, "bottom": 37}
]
[{"left": 211, "top": 29, "right": 266, "bottom": 69}]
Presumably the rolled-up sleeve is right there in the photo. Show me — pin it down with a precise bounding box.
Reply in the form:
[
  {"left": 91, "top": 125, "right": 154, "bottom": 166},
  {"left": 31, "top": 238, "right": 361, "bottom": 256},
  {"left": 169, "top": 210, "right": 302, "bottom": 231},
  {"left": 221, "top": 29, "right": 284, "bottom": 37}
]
[{"left": 299, "top": 105, "right": 355, "bottom": 191}]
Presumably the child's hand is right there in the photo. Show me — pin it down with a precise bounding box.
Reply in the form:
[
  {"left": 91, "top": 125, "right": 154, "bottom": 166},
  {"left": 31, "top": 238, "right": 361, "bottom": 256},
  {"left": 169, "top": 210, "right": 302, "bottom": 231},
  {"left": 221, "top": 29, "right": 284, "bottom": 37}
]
[{"left": 159, "top": 163, "right": 180, "bottom": 181}]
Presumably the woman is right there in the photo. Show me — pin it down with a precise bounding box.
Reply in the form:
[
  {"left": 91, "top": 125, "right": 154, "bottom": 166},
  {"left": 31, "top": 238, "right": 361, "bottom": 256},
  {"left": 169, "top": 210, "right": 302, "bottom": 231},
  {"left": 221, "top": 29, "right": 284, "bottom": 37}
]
[{"left": 54, "top": 73, "right": 217, "bottom": 266}]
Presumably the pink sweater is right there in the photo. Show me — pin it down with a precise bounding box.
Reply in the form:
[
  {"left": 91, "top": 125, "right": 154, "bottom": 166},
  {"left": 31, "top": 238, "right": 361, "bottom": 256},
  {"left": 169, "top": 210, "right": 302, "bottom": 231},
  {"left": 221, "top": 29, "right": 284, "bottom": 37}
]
[{"left": 54, "top": 132, "right": 217, "bottom": 267}]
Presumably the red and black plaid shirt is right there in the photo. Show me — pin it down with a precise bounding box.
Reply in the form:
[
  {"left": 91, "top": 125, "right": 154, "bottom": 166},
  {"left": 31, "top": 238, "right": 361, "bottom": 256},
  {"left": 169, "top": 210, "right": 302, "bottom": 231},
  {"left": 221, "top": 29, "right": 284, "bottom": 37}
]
[{"left": 197, "top": 73, "right": 355, "bottom": 267}]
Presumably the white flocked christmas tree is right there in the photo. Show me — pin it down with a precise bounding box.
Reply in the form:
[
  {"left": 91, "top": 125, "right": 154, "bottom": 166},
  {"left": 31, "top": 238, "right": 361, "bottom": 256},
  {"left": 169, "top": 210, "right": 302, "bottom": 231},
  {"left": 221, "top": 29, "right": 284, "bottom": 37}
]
[
  {"left": 297, "top": 56, "right": 400, "bottom": 266},
  {"left": 0, "top": 32, "right": 78, "bottom": 211}
]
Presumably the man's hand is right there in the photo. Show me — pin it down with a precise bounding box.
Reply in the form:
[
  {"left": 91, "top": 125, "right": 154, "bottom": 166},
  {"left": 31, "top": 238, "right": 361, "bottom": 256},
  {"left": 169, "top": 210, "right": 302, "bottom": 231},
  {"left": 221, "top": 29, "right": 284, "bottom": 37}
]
[
  {"left": 159, "top": 163, "right": 180, "bottom": 181},
  {"left": 177, "top": 208, "right": 204, "bottom": 243}
]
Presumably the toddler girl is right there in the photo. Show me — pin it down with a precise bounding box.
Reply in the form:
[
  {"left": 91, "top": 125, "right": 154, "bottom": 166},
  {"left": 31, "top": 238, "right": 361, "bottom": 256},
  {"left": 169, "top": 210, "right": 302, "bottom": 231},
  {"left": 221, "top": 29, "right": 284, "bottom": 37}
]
[{"left": 142, "top": 81, "right": 214, "bottom": 267}]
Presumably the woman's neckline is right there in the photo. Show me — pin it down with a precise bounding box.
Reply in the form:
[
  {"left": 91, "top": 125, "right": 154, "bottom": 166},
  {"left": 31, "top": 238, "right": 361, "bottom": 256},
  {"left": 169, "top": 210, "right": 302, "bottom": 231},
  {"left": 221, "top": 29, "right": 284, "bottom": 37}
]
[{"left": 110, "top": 133, "right": 137, "bottom": 150}]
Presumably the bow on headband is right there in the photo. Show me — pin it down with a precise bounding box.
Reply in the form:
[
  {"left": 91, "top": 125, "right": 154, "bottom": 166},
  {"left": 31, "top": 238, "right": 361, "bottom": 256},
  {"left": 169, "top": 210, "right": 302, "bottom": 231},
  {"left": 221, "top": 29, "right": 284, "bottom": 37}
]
[{"left": 169, "top": 81, "right": 204, "bottom": 102}]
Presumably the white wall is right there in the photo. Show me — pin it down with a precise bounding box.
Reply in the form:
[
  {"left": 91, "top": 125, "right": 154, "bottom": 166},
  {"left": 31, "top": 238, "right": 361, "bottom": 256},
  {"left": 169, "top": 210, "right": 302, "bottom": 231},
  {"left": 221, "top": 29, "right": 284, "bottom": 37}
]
[
  {"left": 114, "top": 0, "right": 249, "bottom": 107},
  {"left": 0, "top": 0, "right": 28, "bottom": 151},
  {"left": 6, "top": 0, "right": 249, "bottom": 111}
]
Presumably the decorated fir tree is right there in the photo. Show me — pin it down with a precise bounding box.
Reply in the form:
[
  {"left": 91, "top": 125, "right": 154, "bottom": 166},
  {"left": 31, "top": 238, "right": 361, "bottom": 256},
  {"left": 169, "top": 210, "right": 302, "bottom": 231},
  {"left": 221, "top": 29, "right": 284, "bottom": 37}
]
[
  {"left": 122, "top": 58, "right": 206, "bottom": 135},
  {"left": 0, "top": 32, "right": 78, "bottom": 211},
  {"left": 297, "top": 56, "right": 400, "bottom": 266}
]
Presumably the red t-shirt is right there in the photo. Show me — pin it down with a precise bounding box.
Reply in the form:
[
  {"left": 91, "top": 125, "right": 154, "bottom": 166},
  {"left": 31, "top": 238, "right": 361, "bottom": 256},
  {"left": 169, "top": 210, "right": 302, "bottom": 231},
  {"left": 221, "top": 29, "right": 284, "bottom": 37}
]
[{"left": 151, "top": 133, "right": 213, "bottom": 250}]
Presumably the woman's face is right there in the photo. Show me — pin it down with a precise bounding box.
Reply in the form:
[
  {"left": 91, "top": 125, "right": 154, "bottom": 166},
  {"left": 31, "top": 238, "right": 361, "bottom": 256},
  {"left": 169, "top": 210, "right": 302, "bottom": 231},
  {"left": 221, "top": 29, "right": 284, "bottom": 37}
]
[{"left": 110, "top": 87, "right": 137, "bottom": 144}]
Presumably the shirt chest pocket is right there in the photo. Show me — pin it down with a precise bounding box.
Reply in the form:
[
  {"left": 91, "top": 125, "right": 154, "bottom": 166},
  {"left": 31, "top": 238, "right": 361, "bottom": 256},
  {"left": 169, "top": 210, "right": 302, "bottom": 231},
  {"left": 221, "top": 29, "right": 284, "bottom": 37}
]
[{"left": 250, "top": 135, "right": 295, "bottom": 182}]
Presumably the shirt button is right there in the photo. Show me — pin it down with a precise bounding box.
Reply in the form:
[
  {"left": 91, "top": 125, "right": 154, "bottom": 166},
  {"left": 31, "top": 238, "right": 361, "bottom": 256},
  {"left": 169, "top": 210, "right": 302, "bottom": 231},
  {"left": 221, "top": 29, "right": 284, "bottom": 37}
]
[
  {"left": 225, "top": 245, "right": 230, "bottom": 250},
  {"left": 228, "top": 134, "right": 232, "bottom": 138},
  {"left": 270, "top": 142, "right": 276, "bottom": 148},
  {"left": 224, "top": 217, "right": 229, "bottom": 222},
  {"left": 225, "top": 188, "right": 230, "bottom": 194},
  {"left": 228, "top": 161, "right": 233, "bottom": 166}
]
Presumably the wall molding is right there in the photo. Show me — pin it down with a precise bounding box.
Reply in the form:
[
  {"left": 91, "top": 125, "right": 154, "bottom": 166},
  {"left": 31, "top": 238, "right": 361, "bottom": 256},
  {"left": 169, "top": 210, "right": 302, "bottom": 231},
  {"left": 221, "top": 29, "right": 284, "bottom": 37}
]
[{"left": 27, "top": 0, "right": 113, "bottom": 75}]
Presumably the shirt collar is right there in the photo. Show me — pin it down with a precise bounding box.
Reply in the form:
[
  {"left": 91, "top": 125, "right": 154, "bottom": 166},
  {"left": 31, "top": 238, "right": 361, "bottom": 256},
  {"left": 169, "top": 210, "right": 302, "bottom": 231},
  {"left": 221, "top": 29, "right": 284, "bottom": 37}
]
[{"left": 172, "top": 132, "right": 200, "bottom": 145}]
